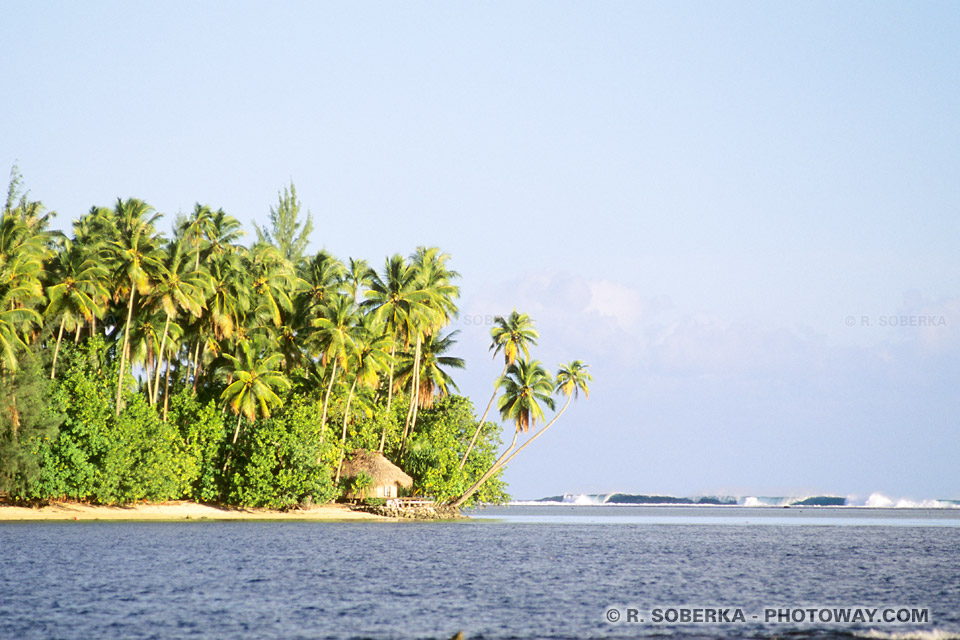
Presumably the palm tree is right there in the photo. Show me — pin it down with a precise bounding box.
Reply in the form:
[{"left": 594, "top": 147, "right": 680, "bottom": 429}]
[
  {"left": 219, "top": 342, "right": 291, "bottom": 470},
  {"left": 0, "top": 303, "right": 39, "bottom": 373},
  {"left": 176, "top": 204, "right": 215, "bottom": 270},
  {"left": 491, "top": 360, "right": 591, "bottom": 473},
  {"left": 450, "top": 358, "right": 555, "bottom": 508},
  {"left": 106, "top": 198, "right": 164, "bottom": 415},
  {"left": 147, "top": 239, "right": 210, "bottom": 405},
  {"left": 401, "top": 246, "right": 459, "bottom": 449},
  {"left": 341, "top": 257, "right": 371, "bottom": 304},
  {"left": 296, "top": 250, "right": 344, "bottom": 328},
  {"left": 0, "top": 213, "right": 47, "bottom": 371},
  {"left": 333, "top": 315, "right": 393, "bottom": 484},
  {"left": 189, "top": 249, "right": 250, "bottom": 391},
  {"left": 44, "top": 238, "right": 109, "bottom": 378},
  {"left": 363, "top": 254, "right": 431, "bottom": 452},
  {"left": 247, "top": 242, "right": 299, "bottom": 328},
  {"left": 395, "top": 330, "right": 465, "bottom": 410},
  {"left": 312, "top": 294, "right": 360, "bottom": 441},
  {"left": 71, "top": 208, "right": 113, "bottom": 339},
  {"left": 459, "top": 310, "right": 538, "bottom": 469}
]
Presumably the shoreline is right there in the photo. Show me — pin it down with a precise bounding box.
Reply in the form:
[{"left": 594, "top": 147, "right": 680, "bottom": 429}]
[{"left": 0, "top": 500, "right": 395, "bottom": 522}]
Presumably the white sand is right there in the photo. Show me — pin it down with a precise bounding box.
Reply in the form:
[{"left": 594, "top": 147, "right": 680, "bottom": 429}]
[{"left": 0, "top": 500, "right": 391, "bottom": 521}]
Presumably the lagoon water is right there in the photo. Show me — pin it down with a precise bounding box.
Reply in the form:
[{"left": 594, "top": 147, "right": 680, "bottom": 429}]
[{"left": 2, "top": 506, "right": 959, "bottom": 640}]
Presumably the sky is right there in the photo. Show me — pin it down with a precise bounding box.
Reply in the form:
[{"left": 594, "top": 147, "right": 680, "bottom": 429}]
[{"left": 4, "top": 1, "right": 958, "bottom": 500}]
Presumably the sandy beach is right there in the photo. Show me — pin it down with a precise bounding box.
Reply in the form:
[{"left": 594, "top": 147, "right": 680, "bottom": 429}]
[{"left": 0, "top": 500, "right": 391, "bottom": 521}]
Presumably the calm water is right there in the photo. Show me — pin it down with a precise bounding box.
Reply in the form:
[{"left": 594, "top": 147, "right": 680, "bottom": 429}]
[{"left": 2, "top": 506, "right": 959, "bottom": 640}]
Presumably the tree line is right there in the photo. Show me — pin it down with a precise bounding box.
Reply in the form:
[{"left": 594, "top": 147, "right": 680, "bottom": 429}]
[{"left": 0, "top": 167, "right": 589, "bottom": 508}]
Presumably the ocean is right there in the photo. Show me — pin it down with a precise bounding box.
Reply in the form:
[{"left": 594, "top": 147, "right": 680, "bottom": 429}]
[{"left": 2, "top": 505, "right": 959, "bottom": 639}]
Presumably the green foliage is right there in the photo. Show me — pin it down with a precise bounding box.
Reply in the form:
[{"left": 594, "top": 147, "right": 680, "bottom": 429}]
[
  {"left": 254, "top": 181, "right": 314, "bottom": 265},
  {"left": 24, "top": 338, "right": 194, "bottom": 504},
  {"left": 226, "top": 394, "right": 338, "bottom": 509},
  {"left": 0, "top": 348, "right": 64, "bottom": 496},
  {"left": 0, "top": 171, "right": 534, "bottom": 510},
  {"left": 167, "top": 391, "right": 228, "bottom": 502},
  {"left": 351, "top": 471, "right": 373, "bottom": 495},
  {"left": 404, "top": 395, "right": 508, "bottom": 505}
]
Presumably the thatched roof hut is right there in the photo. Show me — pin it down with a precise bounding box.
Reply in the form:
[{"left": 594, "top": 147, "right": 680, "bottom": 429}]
[{"left": 341, "top": 450, "right": 413, "bottom": 500}]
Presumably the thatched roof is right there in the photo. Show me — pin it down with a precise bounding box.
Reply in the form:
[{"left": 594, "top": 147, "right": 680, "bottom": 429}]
[{"left": 341, "top": 450, "right": 413, "bottom": 489}]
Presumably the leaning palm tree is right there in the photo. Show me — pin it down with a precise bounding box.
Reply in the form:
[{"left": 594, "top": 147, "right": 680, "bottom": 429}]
[
  {"left": 106, "top": 198, "right": 164, "bottom": 415},
  {"left": 489, "top": 360, "right": 591, "bottom": 474},
  {"left": 451, "top": 358, "right": 555, "bottom": 507},
  {"left": 459, "top": 310, "right": 538, "bottom": 469}
]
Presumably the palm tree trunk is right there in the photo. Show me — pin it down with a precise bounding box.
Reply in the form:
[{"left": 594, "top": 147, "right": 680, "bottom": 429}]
[
  {"left": 74, "top": 323, "right": 82, "bottom": 343},
  {"left": 223, "top": 414, "right": 244, "bottom": 473},
  {"left": 452, "top": 395, "right": 573, "bottom": 508},
  {"left": 400, "top": 334, "right": 422, "bottom": 454},
  {"left": 115, "top": 287, "right": 136, "bottom": 416},
  {"left": 459, "top": 362, "right": 508, "bottom": 469},
  {"left": 50, "top": 317, "right": 65, "bottom": 379},
  {"left": 319, "top": 360, "right": 338, "bottom": 444},
  {"left": 231, "top": 413, "right": 244, "bottom": 445},
  {"left": 491, "top": 394, "right": 572, "bottom": 475},
  {"left": 451, "top": 429, "right": 520, "bottom": 508},
  {"left": 151, "top": 314, "right": 171, "bottom": 405},
  {"left": 334, "top": 377, "right": 358, "bottom": 485},
  {"left": 145, "top": 358, "right": 154, "bottom": 402},
  {"left": 378, "top": 343, "right": 396, "bottom": 454},
  {"left": 162, "top": 357, "right": 171, "bottom": 422},
  {"left": 190, "top": 339, "right": 202, "bottom": 393}
]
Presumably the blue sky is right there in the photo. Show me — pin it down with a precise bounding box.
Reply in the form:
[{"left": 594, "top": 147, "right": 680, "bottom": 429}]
[{"left": 4, "top": 2, "right": 959, "bottom": 500}]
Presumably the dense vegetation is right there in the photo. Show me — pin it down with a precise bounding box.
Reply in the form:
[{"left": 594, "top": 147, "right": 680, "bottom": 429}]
[{"left": 0, "top": 167, "right": 589, "bottom": 509}]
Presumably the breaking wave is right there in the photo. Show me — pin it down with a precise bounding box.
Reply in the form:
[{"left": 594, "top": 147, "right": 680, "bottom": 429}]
[{"left": 513, "top": 491, "right": 960, "bottom": 508}]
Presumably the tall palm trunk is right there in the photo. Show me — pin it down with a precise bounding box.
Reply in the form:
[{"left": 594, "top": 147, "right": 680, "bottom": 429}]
[
  {"left": 223, "top": 414, "right": 244, "bottom": 473},
  {"left": 191, "top": 339, "right": 202, "bottom": 393},
  {"left": 491, "top": 394, "right": 571, "bottom": 475},
  {"left": 50, "top": 317, "right": 65, "bottom": 379},
  {"left": 378, "top": 343, "right": 396, "bottom": 454},
  {"left": 319, "top": 359, "right": 338, "bottom": 444},
  {"left": 334, "top": 377, "right": 358, "bottom": 485},
  {"left": 145, "top": 358, "right": 154, "bottom": 403},
  {"left": 451, "top": 429, "right": 520, "bottom": 508},
  {"left": 459, "top": 362, "right": 508, "bottom": 469},
  {"left": 400, "top": 334, "right": 422, "bottom": 455},
  {"left": 151, "top": 314, "right": 171, "bottom": 405},
  {"left": 162, "top": 357, "right": 171, "bottom": 422},
  {"left": 115, "top": 287, "right": 136, "bottom": 416},
  {"left": 452, "top": 395, "right": 573, "bottom": 508}
]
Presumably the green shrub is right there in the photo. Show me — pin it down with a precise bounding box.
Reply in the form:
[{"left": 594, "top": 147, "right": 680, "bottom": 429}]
[{"left": 226, "top": 395, "right": 338, "bottom": 509}]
